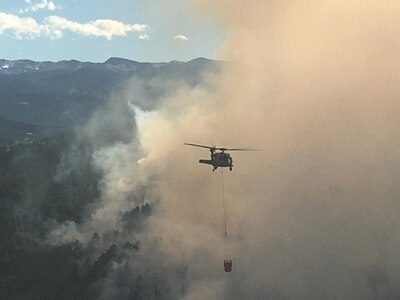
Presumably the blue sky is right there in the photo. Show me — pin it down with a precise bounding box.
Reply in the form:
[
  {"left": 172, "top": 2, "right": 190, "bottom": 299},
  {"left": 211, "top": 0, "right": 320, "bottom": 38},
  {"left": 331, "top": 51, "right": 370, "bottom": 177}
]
[{"left": 0, "top": 0, "right": 224, "bottom": 62}]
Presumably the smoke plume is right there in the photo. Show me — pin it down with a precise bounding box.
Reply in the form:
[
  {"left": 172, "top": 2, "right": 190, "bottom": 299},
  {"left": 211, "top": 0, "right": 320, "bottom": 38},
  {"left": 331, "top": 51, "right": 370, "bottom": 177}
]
[
  {"left": 136, "top": 0, "right": 400, "bottom": 299},
  {"left": 48, "top": 1, "right": 400, "bottom": 299}
]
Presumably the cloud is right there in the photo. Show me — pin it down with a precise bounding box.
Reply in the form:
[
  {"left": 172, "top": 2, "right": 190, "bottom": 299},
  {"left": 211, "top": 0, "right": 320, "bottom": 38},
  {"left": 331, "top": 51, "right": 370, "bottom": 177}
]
[
  {"left": 0, "top": 12, "right": 47, "bottom": 39},
  {"left": 174, "top": 34, "right": 189, "bottom": 41},
  {"left": 18, "top": 0, "right": 58, "bottom": 14},
  {"left": 46, "top": 16, "right": 150, "bottom": 40},
  {"left": 0, "top": 12, "right": 150, "bottom": 40},
  {"left": 138, "top": 33, "right": 150, "bottom": 40}
]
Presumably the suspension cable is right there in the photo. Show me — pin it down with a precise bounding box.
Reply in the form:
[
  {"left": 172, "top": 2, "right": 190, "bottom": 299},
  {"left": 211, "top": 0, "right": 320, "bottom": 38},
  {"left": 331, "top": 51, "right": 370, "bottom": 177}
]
[{"left": 221, "top": 168, "right": 227, "bottom": 236}]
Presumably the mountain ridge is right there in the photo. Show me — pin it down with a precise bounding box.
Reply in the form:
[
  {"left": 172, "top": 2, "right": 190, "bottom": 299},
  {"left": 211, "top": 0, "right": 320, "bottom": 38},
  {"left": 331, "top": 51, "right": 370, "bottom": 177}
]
[
  {"left": 0, "top": 57, "right": 218, "bottom": 74},
  {"left": 0, "top": 57, "right": 220, "bottom": 143}
]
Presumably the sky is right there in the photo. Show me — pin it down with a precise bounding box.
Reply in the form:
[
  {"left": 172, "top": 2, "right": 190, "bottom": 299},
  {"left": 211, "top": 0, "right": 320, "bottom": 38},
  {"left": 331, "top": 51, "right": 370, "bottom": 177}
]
[{"left": 0, "top": 0, "right": 225, "bottom": 62}]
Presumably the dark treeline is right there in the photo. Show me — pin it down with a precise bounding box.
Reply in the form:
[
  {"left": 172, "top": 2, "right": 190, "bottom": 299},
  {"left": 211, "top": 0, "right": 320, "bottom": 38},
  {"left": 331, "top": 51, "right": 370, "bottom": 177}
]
[{"left": 0, "top": 134, "right": 164, "bottom": 300}]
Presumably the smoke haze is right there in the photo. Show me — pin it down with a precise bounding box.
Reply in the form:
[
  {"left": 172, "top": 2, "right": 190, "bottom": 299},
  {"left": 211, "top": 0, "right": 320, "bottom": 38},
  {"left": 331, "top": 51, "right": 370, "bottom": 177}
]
[
  {"left": 46, "top": 1, "right": 400, "bottom": 299},
  {"left": 140, "top": 1, "right": 400, "bottom": 299}
]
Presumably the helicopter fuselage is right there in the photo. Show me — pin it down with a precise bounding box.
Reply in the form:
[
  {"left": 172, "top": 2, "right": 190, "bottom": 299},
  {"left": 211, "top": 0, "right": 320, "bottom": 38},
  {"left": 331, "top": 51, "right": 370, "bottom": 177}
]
[
  {"left": 184, "top": 142, "right": 259, "bottom": 172},
  {"left": 199, "top": 151, "right": 233, "bottom": 171}
]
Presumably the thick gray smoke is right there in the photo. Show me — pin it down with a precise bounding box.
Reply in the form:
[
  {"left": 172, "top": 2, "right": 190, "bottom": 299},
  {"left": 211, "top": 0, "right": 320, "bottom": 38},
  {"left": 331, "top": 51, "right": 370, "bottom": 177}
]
[
  {"left": 137, "top": 0, "right": 400, "bottom": 299},
  {"left": 51, "top": 0, "right": 400, "bottom": 299}
]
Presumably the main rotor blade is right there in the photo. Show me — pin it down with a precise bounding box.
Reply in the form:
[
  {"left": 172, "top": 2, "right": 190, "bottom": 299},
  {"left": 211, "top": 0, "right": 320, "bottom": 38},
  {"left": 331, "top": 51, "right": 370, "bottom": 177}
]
[
  {"left": 223, "top": 148, "right": 262, "bottom": 151},
  {"left": 184, "top": 143, "right": 215, "bottom": 150},
  {"left": 184, "top": 143, "right": 261, "bottom": 151}
]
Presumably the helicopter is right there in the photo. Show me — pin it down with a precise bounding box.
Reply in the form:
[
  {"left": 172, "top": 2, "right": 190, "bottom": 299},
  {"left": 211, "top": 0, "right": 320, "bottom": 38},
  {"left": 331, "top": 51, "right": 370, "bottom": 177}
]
[{"left": 184, "top": 143, "right": 260, "bottom": 171}]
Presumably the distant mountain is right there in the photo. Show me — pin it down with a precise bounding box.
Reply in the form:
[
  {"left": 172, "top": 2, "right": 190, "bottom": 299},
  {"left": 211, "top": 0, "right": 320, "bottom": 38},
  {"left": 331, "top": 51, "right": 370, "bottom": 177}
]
[
  {"left": 0, "top": 57, "right": 220, "bottom": 143},
  {"left": 0, "top": 57, "right": 218, "bottom": 76},
  {"left": 0, "top": 57, "right": 157, "bottom": 74}
]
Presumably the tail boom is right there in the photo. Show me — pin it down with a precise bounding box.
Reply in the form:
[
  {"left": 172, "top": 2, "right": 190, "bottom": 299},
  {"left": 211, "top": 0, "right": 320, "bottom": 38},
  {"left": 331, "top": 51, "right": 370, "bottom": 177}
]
[{"left": 199, "top": 159, "right": 213, "bottom": 165}]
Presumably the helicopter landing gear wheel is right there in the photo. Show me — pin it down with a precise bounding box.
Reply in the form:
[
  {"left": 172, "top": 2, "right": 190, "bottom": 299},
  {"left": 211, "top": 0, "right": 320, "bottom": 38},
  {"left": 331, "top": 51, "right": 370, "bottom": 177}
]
[{"left": 229, "top": 166, "right": 232, "bottom": 171}]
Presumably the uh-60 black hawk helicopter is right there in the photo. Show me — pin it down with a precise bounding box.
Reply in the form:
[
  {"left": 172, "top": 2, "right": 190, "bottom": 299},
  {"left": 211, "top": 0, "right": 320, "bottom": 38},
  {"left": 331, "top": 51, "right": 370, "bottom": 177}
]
[{"left": 184, "top": 143, "right": 260, "bottom": 171}]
